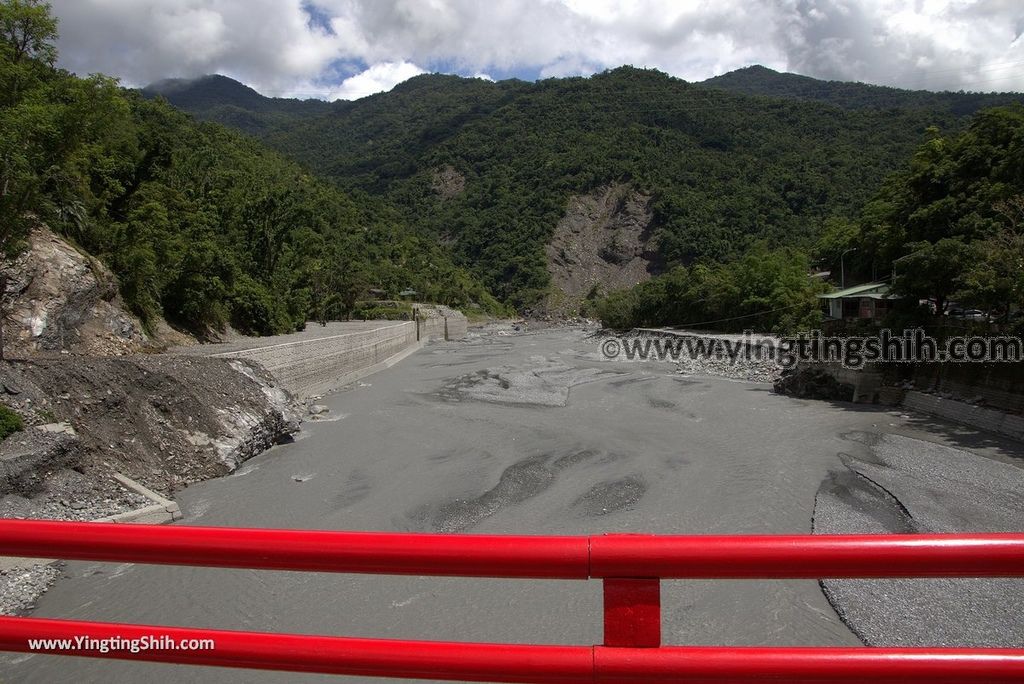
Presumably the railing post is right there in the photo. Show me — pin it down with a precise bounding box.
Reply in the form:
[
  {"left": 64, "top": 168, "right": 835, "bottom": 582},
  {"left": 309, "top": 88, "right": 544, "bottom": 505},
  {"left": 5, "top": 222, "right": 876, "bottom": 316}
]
[{"left": 602, "top": 578, "right": 660, "bottom": 648}]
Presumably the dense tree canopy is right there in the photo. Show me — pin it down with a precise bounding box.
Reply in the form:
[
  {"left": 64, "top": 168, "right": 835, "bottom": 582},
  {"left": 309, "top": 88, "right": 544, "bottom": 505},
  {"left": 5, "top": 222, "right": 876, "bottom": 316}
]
[
  {"left": 6, "top": 0, "right": 1022, "bottom": 341},
  {"left": 590, "top": 245, "right": 826, "bottom": 333},
  {"left": 155, "top": 67, "right": 1015, "bottom": 309},
  {"left": 595, "top": 105, "right": 1024, "bottom": 332},
  {"left": 828, "top": 106, "right": 1024, "bottom": 320},
  {"left": 0, "top": 0, "right": 506, "bottom": 343},
  {"left": 702, "top": 65, "right": 1023, "bottom": 115}
]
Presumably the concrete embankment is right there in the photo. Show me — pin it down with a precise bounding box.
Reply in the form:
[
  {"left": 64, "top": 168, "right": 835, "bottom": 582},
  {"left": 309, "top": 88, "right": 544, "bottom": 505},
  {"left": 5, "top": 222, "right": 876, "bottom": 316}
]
[
  {"left": 195, "top": 321, "right": 419, "bottom": 399},
  {"left": 182, "top": 307, "right": 469, "bottom": 398},
  {"left": 902, "top": 391, "right": 1024, "bottom": 441}
]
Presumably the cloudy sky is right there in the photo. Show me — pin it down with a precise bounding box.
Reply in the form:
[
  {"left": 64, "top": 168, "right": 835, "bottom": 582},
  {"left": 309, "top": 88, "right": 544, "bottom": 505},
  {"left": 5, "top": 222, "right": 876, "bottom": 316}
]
[{"left": 49, "top": 0, "right": 1024, "bottom": 100}]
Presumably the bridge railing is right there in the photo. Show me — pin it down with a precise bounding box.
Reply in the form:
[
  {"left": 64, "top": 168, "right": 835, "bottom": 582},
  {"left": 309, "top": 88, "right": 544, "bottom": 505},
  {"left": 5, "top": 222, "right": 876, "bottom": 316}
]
[{"left": 0, "top": 519, "right": 1022, "bottom": 682}]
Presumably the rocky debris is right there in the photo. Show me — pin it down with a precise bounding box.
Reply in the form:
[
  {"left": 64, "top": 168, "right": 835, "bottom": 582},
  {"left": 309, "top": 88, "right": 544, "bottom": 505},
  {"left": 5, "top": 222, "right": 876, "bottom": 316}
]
[
  {"left": 0, "top": 355, "right": 301, "bottom": 496},
  {"left": 0, "top": 429, "right": 152, "bottom": 616},
  {"left": 308, "top": 404, "right": 329, "bottom": 416},
  {"left": 572, "top": 475, "right": 647, "bottom": 517},
  {"left": 440, "top": 357, "right": 619, "bottom": 407},
  {"left": 773, "top": 366, "right": 853, "bottom": 400},
  {"left": 415, "top": 303, "right": 466, "bottom": 323},
  {"left": 595, "top": 330, "right": 781, "bottom": 383},
  {"left": 0, "top": 562, "right": 60, "bottom": 616},
  {"left": 815, "top": 434, "right": 1024, "bottom": 647},
  {"left": 675, "top": 349, "right": 780, "bottom": 384},
  {"left": 35, "top": 422, "right": 75, "bottom": 435},
  {"left": 0, "top": 466, "right": 149, "bottom": 522},
  {"left": 430, "top": 165, "right": 466, "bottom": 200},
  {"left": 0, "top": 428, "right": 83, "bottom": 498},
  {"left": 544, "top": 183, "right": 658, "bottom": 318},
  {"left": 0, "top": 352, "right": 301, "bottom": 615},
  {"left": 425, "top": 303, "right": 466, "bottom": 320}
]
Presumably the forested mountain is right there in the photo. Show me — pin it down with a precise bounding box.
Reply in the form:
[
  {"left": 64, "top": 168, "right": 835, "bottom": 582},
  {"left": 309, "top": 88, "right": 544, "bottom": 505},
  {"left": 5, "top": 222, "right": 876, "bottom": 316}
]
[
  {"left": 12, "top": 0, "right": 1021, "bottom": 340},
  {"left": 0, "top": 4, "right": 504, "bottom": 343},
  {"left": 700, "top": 65, "right": 1023, "bottom": 114},
  {"left": 148, "top": 67, "right": 1022, "bottom": 310},
  {"left": 142, "top": 75, "right": 331, "bottom": 136},
  {"left": 595, "top": 105, "right": 1024, "bottom": 332}
]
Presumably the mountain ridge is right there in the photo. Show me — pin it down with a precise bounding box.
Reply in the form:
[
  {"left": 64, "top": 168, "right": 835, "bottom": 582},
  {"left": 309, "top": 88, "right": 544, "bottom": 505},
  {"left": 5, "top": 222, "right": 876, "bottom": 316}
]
[
  {"left": 142, "top": 74, "right": 333, "bottom": 135},
  {"left": 144, "top": 65, "right": 1024, "bottom": 115},
  {"left": 700, "top": 64, "right": 1024, "bottom": 114},
  {"left": 142, "top": 65, "right": 1024, "bottom": 310}
]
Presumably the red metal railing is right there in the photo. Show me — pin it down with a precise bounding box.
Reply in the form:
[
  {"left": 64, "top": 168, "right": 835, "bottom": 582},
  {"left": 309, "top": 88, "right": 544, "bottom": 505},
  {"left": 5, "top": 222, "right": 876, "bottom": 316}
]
[{"left": 0, "top": 519, "right": 1023, "bottom": 682}]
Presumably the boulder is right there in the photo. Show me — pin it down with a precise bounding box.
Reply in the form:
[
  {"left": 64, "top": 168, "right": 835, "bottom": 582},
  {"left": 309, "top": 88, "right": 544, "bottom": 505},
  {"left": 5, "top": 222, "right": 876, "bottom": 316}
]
[{"left": 773, "top": 366, "right": 853, "bottom": 401}]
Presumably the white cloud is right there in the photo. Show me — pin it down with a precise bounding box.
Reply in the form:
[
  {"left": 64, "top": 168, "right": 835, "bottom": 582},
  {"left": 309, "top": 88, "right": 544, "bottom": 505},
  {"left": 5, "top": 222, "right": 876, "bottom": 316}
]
[
  {"left": 49, "top": 0, "right": 343, "bottom": 95},
  {"left": 320, "top": 61, "right": 427, "bottom": 100},
  {"left": 49, "top": 0, "right": 1024, "bottom": 99}
]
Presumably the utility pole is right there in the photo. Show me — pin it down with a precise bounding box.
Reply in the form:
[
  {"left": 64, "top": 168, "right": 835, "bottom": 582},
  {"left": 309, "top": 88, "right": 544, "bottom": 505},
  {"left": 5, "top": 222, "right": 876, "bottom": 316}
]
[{"left": 840, "top": 248, "right": 858, "bottom": 289}]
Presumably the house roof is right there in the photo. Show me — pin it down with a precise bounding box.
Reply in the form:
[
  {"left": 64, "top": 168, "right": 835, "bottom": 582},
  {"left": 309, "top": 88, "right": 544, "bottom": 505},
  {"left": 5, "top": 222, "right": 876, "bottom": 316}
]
[{"left": 818, "top": 282, "right": 891, "bottom": 300}]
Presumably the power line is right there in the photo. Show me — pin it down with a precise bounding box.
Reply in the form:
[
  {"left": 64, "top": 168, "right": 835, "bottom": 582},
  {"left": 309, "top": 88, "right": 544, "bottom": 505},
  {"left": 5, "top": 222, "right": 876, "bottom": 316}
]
[{"left": 661, "top": 301, "right": 811, "bottom": 330}]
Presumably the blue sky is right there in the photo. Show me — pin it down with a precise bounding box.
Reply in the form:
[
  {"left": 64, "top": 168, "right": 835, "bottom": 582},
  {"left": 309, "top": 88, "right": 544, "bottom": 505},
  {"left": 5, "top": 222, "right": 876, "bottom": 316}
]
[{"left": 50, "top": 0, "right": 1024, "bottom": 101}]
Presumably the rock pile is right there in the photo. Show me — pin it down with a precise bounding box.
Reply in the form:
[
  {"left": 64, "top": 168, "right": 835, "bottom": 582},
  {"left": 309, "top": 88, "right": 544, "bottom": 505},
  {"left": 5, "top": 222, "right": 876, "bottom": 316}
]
[
  {"left": 773, "top": 367, "right": 854, "bottom": 401},
  {"left": 0, "top": 562, "right": 59, "bottom": 616},
  {"left": 674, "top": 349, "right": 780, "bottom": 384}
]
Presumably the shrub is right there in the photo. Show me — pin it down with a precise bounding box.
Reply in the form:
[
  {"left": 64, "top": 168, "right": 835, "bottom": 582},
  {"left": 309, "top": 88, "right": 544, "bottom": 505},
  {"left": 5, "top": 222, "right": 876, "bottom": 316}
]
[{"left": 0, "top": 405, "right": 24, "bottom": 442}]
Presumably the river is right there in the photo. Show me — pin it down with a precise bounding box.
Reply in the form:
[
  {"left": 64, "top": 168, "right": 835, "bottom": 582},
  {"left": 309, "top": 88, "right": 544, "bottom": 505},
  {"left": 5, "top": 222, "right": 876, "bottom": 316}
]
[{"left": 4, "top": 327, "right": 1022, "bottom": 682}]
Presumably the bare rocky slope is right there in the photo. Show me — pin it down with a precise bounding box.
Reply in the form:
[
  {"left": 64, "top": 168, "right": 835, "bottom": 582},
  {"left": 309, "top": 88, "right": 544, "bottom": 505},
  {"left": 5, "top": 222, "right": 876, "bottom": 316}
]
[
  {"left": 0, "top": 228, "right": 300, "bottom": 615},
  {"left": 544, "top": 183, "right": 658, "bottom": 317},
  {"left": 0, "top": 227, "right": 192, "bottom": 358},
  {"left": 0, "top": 227, "right": 302, "bottom": 508}
]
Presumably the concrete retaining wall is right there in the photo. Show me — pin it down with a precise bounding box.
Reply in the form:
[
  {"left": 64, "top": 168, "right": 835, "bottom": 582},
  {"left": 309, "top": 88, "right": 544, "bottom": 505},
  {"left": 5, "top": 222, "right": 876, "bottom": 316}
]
[
  {"left": 903, "top": 391, "right": 1024, "bottom": 441},
  {"left": 201, "top": 308, "right": 470, "bottom": 398},
  {"left": 812, "top": 361, "right": 885, "bottom": 403},
  {"left": 417, "top": 314, "right": 447, "bottom": 342},
  {"left": 212, "top": 322, "right": 419, "bottom": 398},
  {"left": 444, "top": 315, "right": 468, "bottom": 340},
  {"left": 415, "top": 306, "right": 467, "bottom": 342},
  {"left": 909, "top": 363, "right": 1024, "bottom": 414}
]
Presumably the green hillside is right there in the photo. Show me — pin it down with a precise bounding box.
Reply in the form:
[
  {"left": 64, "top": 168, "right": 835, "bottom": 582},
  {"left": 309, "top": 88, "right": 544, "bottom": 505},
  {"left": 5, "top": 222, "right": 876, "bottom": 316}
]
[
  {"left": 0, "top": 5, "right": 505, "bottom": 340},
  {"left": 593, "top": 105, "right": 1024, "bottom": 332},
  {"left": 150, "top": 67, "right": 1022, "bottom": 308}
]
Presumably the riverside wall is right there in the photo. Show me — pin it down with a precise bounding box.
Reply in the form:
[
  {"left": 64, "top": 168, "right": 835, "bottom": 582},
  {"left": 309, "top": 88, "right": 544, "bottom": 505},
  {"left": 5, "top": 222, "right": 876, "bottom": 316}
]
[{"left": 197, "top": 309, "right": 468, "bottom": 398}]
